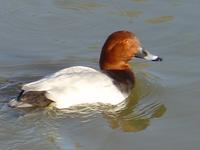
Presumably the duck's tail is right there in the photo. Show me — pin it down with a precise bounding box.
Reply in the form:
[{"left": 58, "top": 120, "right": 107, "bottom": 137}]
[
  {"left": 8, "top": 90, "right": 53, "bottom": 108},
  {"left": 8, "top": 98, "right": 33, "bottom": 108}
]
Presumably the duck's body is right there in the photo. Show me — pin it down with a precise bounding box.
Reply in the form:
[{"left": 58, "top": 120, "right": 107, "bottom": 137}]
[
  {"left": 9, "top": 31, "right": 162, "bottom": 109},
  {"left": 19, "top": 66, "right": 132, "bottom": 109}
]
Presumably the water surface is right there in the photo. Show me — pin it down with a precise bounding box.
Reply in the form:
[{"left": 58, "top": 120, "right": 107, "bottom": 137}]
[{"left": 0, "top": 0, "right": 200, "bottom": 150}]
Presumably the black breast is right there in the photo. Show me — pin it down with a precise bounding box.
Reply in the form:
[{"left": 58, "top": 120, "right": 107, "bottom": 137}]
[{"left": 103, "top": 69, "right": 135, "bottom": 95}]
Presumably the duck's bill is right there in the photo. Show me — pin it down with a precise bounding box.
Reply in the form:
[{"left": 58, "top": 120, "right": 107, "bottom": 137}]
[{"left": 135, "top": 47, "right": 162, "bottom": 61}]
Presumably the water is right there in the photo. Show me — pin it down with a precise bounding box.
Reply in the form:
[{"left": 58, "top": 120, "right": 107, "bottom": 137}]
[{"left": 0, "top": 0, "right": 200, "bottom": 149}]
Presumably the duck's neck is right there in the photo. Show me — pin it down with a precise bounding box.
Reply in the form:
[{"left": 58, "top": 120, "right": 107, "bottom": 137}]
[{"left": 102, "top": 68, "right": 135, "bottom": 95}]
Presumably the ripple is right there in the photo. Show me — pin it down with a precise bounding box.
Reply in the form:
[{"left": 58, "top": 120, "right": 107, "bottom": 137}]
[
  {"left": 168, "top": 0, "right": 183, "bottom": 7},
  {"left": 130, "top": 0, "right": 147, "bottom": 3},
  {"left": 55, "top": 0, "right": 105, "bottom": 10},
  {"left": 117, "top": 9, "right": 143, "bottom": 18},
  {"left": 102, "top": 101, "right": 166, "bottom": 132},
  {"left": 102, "top": 71, "right": 166, "bottom": 132},
  {"left": 146, "top": 16, "right": 175, "bottom": 24}
]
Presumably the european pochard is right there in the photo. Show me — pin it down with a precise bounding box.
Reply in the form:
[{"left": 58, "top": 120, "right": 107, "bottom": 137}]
[{"left": 9, "top": 31, "right": 162, "bottom": 109}]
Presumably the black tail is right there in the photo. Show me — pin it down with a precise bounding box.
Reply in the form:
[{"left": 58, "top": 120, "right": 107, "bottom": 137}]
[
  {"left": 16, "top": 91, "right": 53, "bottom": 107},
  {"left": 9, "top": 90, "right": 53, "bottom": 108},
  {"left": 17, "top": 90, "right": 25, "bottom": 101}
]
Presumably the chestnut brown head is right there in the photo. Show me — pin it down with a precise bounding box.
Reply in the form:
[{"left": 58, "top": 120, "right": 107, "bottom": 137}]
[{"left": 99, "top": 31, "right": 162, "bottom": 71}]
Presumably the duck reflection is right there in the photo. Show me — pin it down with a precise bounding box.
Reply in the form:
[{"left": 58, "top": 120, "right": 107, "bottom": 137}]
[
  {"left": 102, "top": 76, "right": 166, "bottom": 132},
  {"left": 103, "top": 102, "right": 166, "bottom": 132}
]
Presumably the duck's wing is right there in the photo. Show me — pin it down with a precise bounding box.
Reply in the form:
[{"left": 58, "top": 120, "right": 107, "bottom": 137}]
[{"left": 22, "top": 66, "right": 97, "bottom": 91}]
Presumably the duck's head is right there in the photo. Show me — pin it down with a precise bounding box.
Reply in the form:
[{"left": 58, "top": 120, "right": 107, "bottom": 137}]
[{"left": 99, "top": 31, "right": 162, "bottom": 70}]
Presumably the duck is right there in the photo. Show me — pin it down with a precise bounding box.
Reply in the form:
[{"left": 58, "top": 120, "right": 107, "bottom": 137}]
[{"left": 8, "top": 31, "right": 162, "bottom": 109}]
